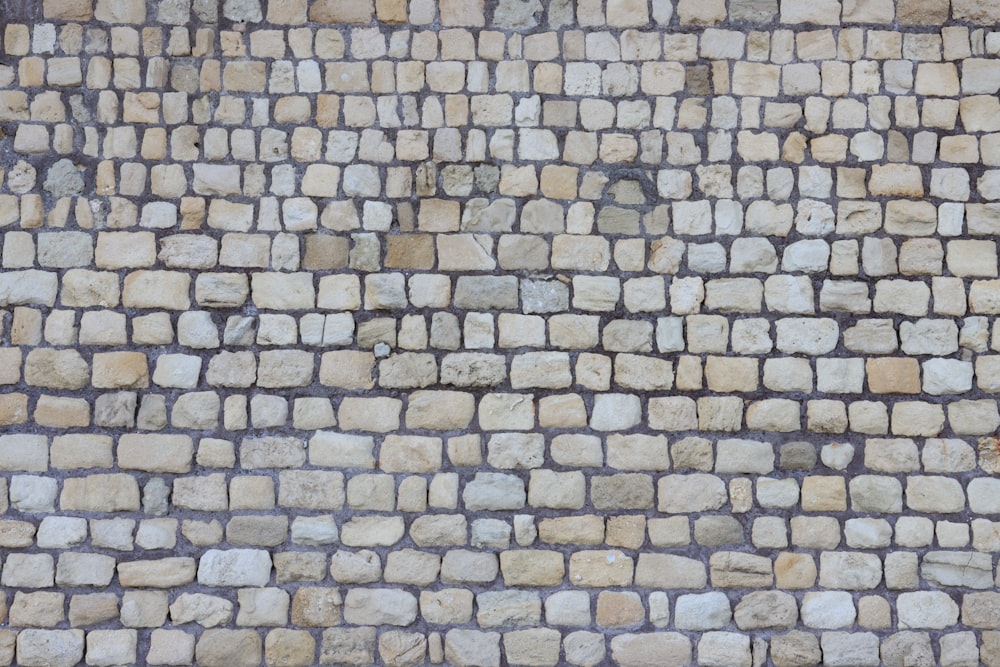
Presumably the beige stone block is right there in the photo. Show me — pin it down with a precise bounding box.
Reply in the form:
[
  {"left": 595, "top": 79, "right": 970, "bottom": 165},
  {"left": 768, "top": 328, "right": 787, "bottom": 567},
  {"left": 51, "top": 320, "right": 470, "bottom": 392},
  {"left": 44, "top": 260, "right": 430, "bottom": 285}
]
[
  {"left": 705, "top": 357, "right": 759, "bottom": 392},
  {"left": 264, "top": 629, "right": 315, "bottom": 667},
  {"left": 439, "top": 0, "right": 485, "bottom": 25},
  {"left": 869, "top": 164, "right": 924, "bottom": 197},
  {"left": 118, "top": 558, "right": 196, "bottom": 588},
  {"left": 91, "top": 351, "right": 148, "bottom": 389},
  {"left": 498, "top": 550, "right": 564, "bottom": 587},
  {"left": 310, "top": 0, "right": 373, "bottom": 21},
  {"left": 223, "top": 62, "right": 265, "bottom": 92},
  {"left": 897, "top": 0, "right": 948, "bottom": 23},
  {"left": 710, "top": 551, "right": 773, "bottom": 588},
  {"left": 335, "top": 396, "right": 400, "bottom": 433},
  {"left": 44, "top": 0, "right": 93, "bottom": 19},
  {"left": 780, "top": 0, "right": 842, "bottom": 23},
  {"left": 48, "top": 435, "right": 109, "bottom": 470},
  {"left": 315, "top": 351, "right": 374, "bottom": 390},
  {"left": 915, "top": 63, "right": 960, "bottom": 97},
  {"left": 801, "top": 476, "right": 847, "bottom": 511},
  {"left": 118, "top": 434, "right": 192, "bottom": 473},
  {"left": 61, "top": 474, "right": 140, "bottom": 512},
  {"left": 843, "top": 0, "right": 894, "bottom": 22},
  {"left": 24, "top": 349, "right": 89, "bottom": 390},
  {"left": 380, "top": 435, "right": 442, "bottom": 473},
  {"left": 0, "top": 393, "right": 27, "bottom": 426},
  {"left": 196, "top": 629, "right": 262, "bottom": 667},
  {"left": 291, "top": 587, "right": 342, "bottom": 626},
  {"left": 866, "top": 358, "right": 920, "bottom": 394},
  {"left": 733, "top": 62, "right": 780, "bottom": 97},
  {"left": 123, "top": 271, "right": 190, "bottom": 310},
  {"left": 569, "top": 550, "right": 634, "bottom": 587},
  {"left": 68, "top": 593, "right": 118, "bottom": 628},
  {"left": 596, "top": 591, "right": 645, "bottom": 629}
]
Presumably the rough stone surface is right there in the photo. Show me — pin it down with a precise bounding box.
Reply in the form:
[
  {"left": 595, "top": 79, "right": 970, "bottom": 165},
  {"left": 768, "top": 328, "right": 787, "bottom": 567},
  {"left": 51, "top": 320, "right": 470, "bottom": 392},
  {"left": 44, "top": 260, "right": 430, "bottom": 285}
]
[{"left": 0, "top": 3, "right": 994, "bottom": 664}]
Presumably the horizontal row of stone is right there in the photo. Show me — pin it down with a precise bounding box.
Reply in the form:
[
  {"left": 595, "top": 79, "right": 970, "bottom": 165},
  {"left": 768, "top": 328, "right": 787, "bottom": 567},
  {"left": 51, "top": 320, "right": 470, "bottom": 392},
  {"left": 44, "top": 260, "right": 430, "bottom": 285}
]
[
  {"left": 10, "top": 230, "right": 1000, "bottom": 273},
  {"left": 7, "top": 347, "right": 1000, "bottom": 426},
  {"left": 3, "top": 545, "right": 1000, "bottom": 594},
  {"left": 0, "top": 427, "right": 991, "bottom": 471},
  {"left": 13, "top": 19, "right": 1000, "bottom": 73},
  {"left": 0, "top": 584, "right": 998, "bottom": 635},
  {"left": 3, "top": 498, "right": 998, "bottom": 552},
  {"left": 4, "top": 310, "right": 1000, "bottom": 357},
  {"left": 0, "top": 625, "right": 992, "bottom": 667},
  {"left": 8, "top": 339, "right": 1000, "bottom": 382},
  {"left": 14, "top": 266, "right": 1000, "bottom": 313},
  {"left": 14, "top": 23, "right": 998, "bottom": 66},
  {"left": 2, "top": 438, "right": 1000, "bottom": 506},
  {"left": 10, "top": 106, "right": 1000, "bottom": 166},
  {"left": 12, "top": 152, "right": 1000, "bottom": 206},
  {"left": 6, "top": 382, "right": 1000, "bottom": 442},
  {"left": 7, "top": 195, "right": 1000, "bottom": 243},
  {"left": 7, "top": 381, "right": 1000, "bottom": 435},
  {"left": 15, "top": 19, "right": 997, "bottom": 62},
  {"left": 9, "top": 52, "right": 1000, "bottom": 101},
  {"left": 14, "top": 121, "right": 1000, "bottom": 180},
  {"left": 25, "top": 0, "right": 1000, "bottom": 29}
]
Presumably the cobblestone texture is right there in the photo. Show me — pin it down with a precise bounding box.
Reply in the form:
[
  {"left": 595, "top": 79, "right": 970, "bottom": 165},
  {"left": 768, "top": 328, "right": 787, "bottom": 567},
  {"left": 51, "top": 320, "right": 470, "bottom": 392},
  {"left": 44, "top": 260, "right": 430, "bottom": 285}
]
[{"left": 3, "top": 0, "right": 1000, "bottom": 664}]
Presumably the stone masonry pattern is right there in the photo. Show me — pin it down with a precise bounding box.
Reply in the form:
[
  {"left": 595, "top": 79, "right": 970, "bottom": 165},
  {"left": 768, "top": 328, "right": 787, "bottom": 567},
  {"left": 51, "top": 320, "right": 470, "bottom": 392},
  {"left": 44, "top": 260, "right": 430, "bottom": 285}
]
[{"left": 6, "top": 0, "right": 1000, "bottom": 664}]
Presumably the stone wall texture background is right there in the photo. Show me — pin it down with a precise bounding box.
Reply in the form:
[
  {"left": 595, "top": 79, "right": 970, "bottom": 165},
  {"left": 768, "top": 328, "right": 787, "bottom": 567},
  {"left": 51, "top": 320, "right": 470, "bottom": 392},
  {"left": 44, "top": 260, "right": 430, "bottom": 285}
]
[{"left": 4, "top": 0, "right": 1000, "bottom": 664}]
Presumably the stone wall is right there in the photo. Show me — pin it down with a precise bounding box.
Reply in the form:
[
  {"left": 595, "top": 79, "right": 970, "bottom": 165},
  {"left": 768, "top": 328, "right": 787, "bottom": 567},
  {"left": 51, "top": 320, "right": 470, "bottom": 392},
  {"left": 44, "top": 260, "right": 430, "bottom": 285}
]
[{"left": 1, "top": 0, "right": 1000, "bottom": 664}]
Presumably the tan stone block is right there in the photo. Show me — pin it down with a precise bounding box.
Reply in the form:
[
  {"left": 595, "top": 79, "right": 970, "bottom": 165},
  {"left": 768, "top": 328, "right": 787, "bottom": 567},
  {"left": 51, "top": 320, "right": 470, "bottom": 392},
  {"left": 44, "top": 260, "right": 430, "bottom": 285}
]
[
  {"left": 118, "top": 434, "right": 192, "bottom": 473},
  {"left": 500, "top": 550, "right": 565, "bottom": 587},
  {"left": 610, "top": 634, "right": 691, "bottom": 667},
  {"left": 380, "top": 435, "right": 442, "bottom": 473},
  {"left": 897, "top": 0, "right": 948, "bottom": 23},
  {"left": 568, "top": 550, "right": 634, "bottom": 587},
  {"left": 775, "top": 553, "right": 817, "bottom": 588},
  {"left": 68, "top": 593, "right": 118, "bottom": 628},
  {"left": 123, "top": 271, "right": 190, "bottom": 310},
  {"left": 866, "top": 357, "right": 920, "bottom": 394},
  {"left": 705, "top": 356, "right": 759, "bottom": 392},
  {"left": 92, "top": 352, "right": 148, "bottom": 389},
  {"left": 265, "top": 629, "right": 315, "bottom": 667},
  {"left": 44, "top": 0, "right": 93, "bottom": 20},
  {"left": 0, "top": 393, "right": 27, "bottom": 426},
  {"left": 405, "top": 390, "right": 475, "bottom": 430},
  {"left": 710, "top": 551, "right": 773, "bottom": 588},
  {"left": 732, "top": 62, "right": 780, "bottom": 97},
  {"left": 540, "top": 165, "right": 578, "bottom": 199},
  {"left": 48, "top": 435, "right": 109, "bottom": 470},
  {"left": 386, "top": 234, "right": 435, "bottom": 269},
  {"left": 801, "top": 476, "right": 847, "bottom": 511},
  {"left": 538, "top": 394, "right": 587, "bottom": 428},
  {"left": 439, "top": 0, "right": 485, "bottom": 25},
  {"left": 538, "top": 516, "right": 605, "bottom": 545},
  {"left": 95, "top": 0, "right": 144, "bottom": 22},
  {"left": 915, "top": 62, "right": 960, "bottom": 96},
  {"left": 291, "top": 587, "right": 342, "bottom": 627},
  {"left": 118, "top": 558, "right": 196, "bottom": 588},
  {"left": 780, "top": 0, "right": 842, "bottom": 23},
  {"left": 596, "top": 591, "right": 645, "bottom": 628},
  {"left": 318, "top": 351, "right": 375, "bottom": 390},
  {"left": 376, "top": 0, "right": 407, "bottom": 22},
  {"left": 338, "top": 396, "right": 401, "bottom": 432},
  {"left": 60, "top": 474, "right": 139, "bottom": 512},
  {"left": 843, "top": 0, "right": 894, "bottom": 22},
  {"left": 196, "top": 629, "right": 262, "bottom": 667},
  {"left": 24, "top": 349, "right": 89, "bottom": 390}
]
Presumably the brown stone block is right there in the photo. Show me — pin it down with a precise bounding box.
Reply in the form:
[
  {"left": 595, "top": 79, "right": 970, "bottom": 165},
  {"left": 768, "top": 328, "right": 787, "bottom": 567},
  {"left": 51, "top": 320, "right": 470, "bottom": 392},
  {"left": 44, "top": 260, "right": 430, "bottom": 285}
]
[{"left": 386, "top": 234, "right": 435, "bottom": 269}]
